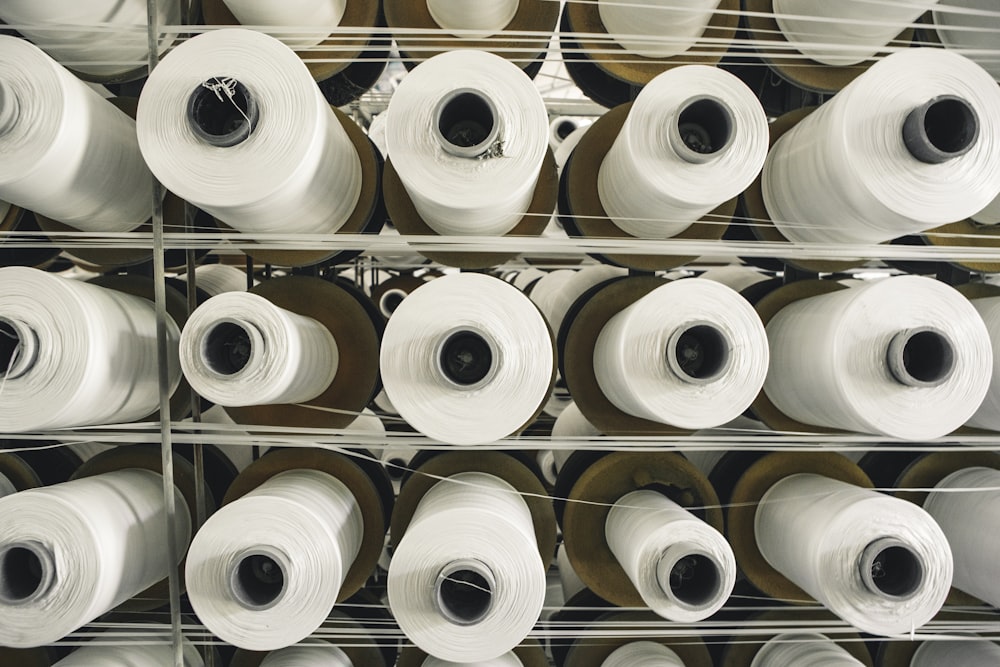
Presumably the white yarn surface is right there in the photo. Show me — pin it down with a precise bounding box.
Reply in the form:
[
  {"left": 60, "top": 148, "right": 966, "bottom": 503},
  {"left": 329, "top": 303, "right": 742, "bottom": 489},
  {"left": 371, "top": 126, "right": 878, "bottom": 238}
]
[
  {"left": 935, "top": 1, "right": 1000, "bottom": 82},
  {"left": 186, "top": 469, "right": 363, "bottom": 650},
  {"left": 750, "top": 633, "right": 863, "bottom": 667},
  {"left": 0, "top": 0, "right": 179, "bottom": 78},
  {"left": 973, "top": 193, "right": 1000, "bottom": 226},
  {"left": 426, "top": 0, "right": 519, "bottom": 38},
  {"left": 528, "top": 270, "right": 577, "bottom": 328},
  {"left": 594, "top": 279, "right": 769, "bottom": 430},
  {"left": 756, "top": 473, "right": 953, "bottom": 636},
  {"left": 598, "top": 65, "right": 768, "bottom": 240},
  {"left": 700, "top": 265, "right": 770, "bottom": 294},
  {"left": 0, "top": 472, "right": 17, "bottom": 499},
  {"left": 388, "top": 472, "right": 546, "bottom": 662},
  {"left": 423, "top": 652, "right": 523, "bottom": 667},
  {"left": 0, "top": 469, "right": 191, "bottom": 647},
  {"left": 773, "top": 0, "right": 940, "bottom": 66},
  {"left": 137, "top": 29, "right": 362, "bottom": 236},
  {"left": 532, "top": 266, "right": 626, "bottom": 339},
  {"left": 602, "top": 641, "right": 685, "bottom": 667},
  {"left": 764, "top": 49, "right": 1000, "bottom": 245},
  {"left": 386, "top": 50, "right": 548, "bottom": 237},
  {"left": 923, "top": 467, "right": 1000, "bottom": 608},
  {"left": 53, "top": 642, "right": 204, "bottom": 667},
  {"left": 911, "top": 638, "right": 1000, "bottom": 666},
  {"left": 0, "top": 37, "right": 152, "bottom": 233},
  {"left": 606, "top": 490, "right": 736, "bottom": 622},
  {"left": 0, "top": 267, "right": 181, "bottom": 432},
  {"left": 763, "top": 276, "right": 992, "bottom": 440},
  {"left": 259, "top": 644, "right": 353, "bottom": 667},
  {"left": 181, "top": 264, "right": 252, "bottom": 298},
  {"left": 179, "top": 291, "right": 339, "bottom": 408},
  {"left": 599, "top": 0, "right": 720, "bottom": 58},
  {"left": 967, "top": 297, "right": 1000, "bottom": 430},
  {"left": 221, "top": 0, "right": 346, "bottom": 48},
  {"left": 551, "top": 402, "right": 602, "bottom": 472},
  {"left": 557, "top": 543, "right": 586, "bottom": 601},
  {"left": 512, "top": 268, "right": 547, "bottom": 292},
  {"left": 380, "top": 273, "right": 554, "bottom": 445}
]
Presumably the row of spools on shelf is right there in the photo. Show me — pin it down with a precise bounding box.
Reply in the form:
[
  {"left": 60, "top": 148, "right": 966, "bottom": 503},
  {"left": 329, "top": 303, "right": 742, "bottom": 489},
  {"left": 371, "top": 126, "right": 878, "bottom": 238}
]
[
  {"left": 3, "top": 433, "right": 1000, "bottom": 666},
  {"left": 1, "top": 4, "right": 1000, "bottom": 275}
]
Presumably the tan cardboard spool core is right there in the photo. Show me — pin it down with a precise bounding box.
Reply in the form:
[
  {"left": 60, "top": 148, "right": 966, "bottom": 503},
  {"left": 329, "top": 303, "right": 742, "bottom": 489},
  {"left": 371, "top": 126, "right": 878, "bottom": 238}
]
[
  {"left": 223, "top": 276, "right": 381, "bottom": 431},
  {"left": 70, "top": 444, "right": 203, "bottom": 612},
  {"left": 562, "top": 103, "right": 734, "bottom": 271},
  {"left": 390, "top": 451, "right": 557, "bottom": 567},
  {"left": 232, "top": 106, "right": 383, "bottom": 268},
  {"left": 562, "top": 452, "right": 724, "bottom": 608},
  {"left": 720, "top": 609, "right": 873, "bottom": 667},
  {"left": 384, "top": 0, "right": 558, "bottom": 72},
  {"left": 201, "top": 0, "right": 379, "bottom": 83},
  {"left": 740, "top": 106, "right": 862, "bottom": 274},
  {"left": 396, "top": 640, "right": 549, "bottom": 667},
  {"left": 0, "top": 452, "right": 43, "bottom": 492},
  {"left": 727, "top": 452, "right": 873, "bottom": 603},
  {"left": 564, "top": 0, "right": 739, "bottom": 85},
  {"left": 563, "top": 611, "right": 713, "bottom": 667},
  {"left": 0, "top": 647, "right": 52, "bottom": 667},
  {"left": 383, "top": 149, "right": 558, "bottom": 269},
  {"left": 750, "top": 278, "right": 849, "bottom": 433},
  {"left": 743, "top": 0, "right": 914, "bottom": 93},
  {"left": 223, "top": 448, "right": 388, "bottom": 605},
  {"left": 561, "top": 275, "right": 692, "bottom": 436}
]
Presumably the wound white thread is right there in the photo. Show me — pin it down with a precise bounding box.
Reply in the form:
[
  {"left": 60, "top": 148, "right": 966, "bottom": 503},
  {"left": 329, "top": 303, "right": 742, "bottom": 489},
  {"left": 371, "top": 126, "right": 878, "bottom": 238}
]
[
  {"left": 599, "top": 0, "right": 721, "bottom": 58},
  {"left": 934, "top": 1, "right": 1000, "bottom": 83},
  {"left": 53, "top": 641, "right": 204, "bottom": 667},
  {"left": 180, "top": 264, "right": 253, "bottom": 298},
  {"left": 426, "top": 0, "right": 519, "bottom": 39},
  {"left": 751, "top": 633, "right": 864, "bottom": 667},
  {"left": 911, "top": 638, "right": 1000, "bottom": 666},
  {"left": 602, "top": 641, "right": 685, "bottom": 667},
  {"left": 423, "top": 652, "right": 523, "bottom": 667},
  {"left": 221, "top": 0, "right": 347, "bottom": 49}
]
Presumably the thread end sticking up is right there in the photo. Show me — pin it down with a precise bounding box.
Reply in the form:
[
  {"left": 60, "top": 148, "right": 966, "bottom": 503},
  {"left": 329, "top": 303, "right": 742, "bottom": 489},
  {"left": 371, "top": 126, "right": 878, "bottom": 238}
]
[
  {"left": 666, "top": 322, "right": 732, "bottom": 385},
  {"left": 230, "top": 549, "right": 288, "bottom": 611},
  {"left": 656, "top": 547, "right": 723, "bottom": 611},
  {"left": 886, "top": 327, "right": 956, "bottom": 388},
  {"left": 859, "top": 538, "right": 924, "bottom": 600},
  {"left": 434, "top": 89, "right": 502, "bottom": 159},
  {"left": 0, "top": 542, "right": 56, "bottom": 605},
  {"left": 0, "top": 80, "right": 19, "bottom": 137},
  {"left": 187, "top": 77, "right": 259, "bottom": 148},
  {"left": 0, "top": 318, "right": 38, "bottom": 380},
  {"left": 670, "top": 96, "right": 735, "bottom": 164},
  {"left": 435, "top": 559, "right": 496, "bottom": 625},
  {"left": 903, "top": 95, "right": 979, "bottom": 164}
]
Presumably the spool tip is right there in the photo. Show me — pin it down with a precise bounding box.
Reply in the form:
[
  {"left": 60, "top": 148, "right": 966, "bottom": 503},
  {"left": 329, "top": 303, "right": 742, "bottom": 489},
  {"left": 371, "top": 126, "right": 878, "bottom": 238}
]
[
  {"left": 670, "top": 96, "right": 735, "bottom": 164},
  {"left": 859, "top": 538, "right": 924, "bottom": 600},
  {"left": 187, "top": 77, "right": 259, "bottom": 148},
  {"left": 434, "top": 88, "right": 501, "bottom": 159},
  {"left": 0, "top": 541, "right": 56, "bottom": 605},
  {"left": 903, "top": 95, "right": 979, "bottom": 164},
  {"left": 435, "top": 558, "right": 496, "bottom": 625},
  {"left": 886, "top": 327, "right": 956, "bottom": 388}
]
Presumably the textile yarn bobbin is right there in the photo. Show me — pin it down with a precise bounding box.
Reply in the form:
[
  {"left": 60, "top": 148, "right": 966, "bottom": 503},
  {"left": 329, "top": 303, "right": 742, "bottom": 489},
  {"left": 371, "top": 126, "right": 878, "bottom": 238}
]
[
  {"left": 52, "top": 642, "right": 204, "bottom": 667},
  {"left": 750, "top": 634, "right": 867, "bottom": 667},
  {"left": 560, "top": 610, "right": 713, "bottom": 667},
  {"left": 719, "top": 609, "right": 873, "bottom": 667},
  {"left": 396, "top": 642, "right": 550, "bottom": 667}
]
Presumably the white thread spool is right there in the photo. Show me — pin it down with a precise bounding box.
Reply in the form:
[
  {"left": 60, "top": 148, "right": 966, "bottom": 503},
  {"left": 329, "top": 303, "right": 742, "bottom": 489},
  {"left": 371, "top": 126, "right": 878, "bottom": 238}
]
[
  {"left": 0, "top": 1, "right": 179, "bottom": 79},
  {"left": 423, "top": 652, "right": 523, "bottom": 667},
  {"left": 967, "top": 297, "right": 1000, "bottom": 430},
  {"left": 386, "top": 50, "right": 548, "bottom": 237},
  {"left": 773, "top": 0, "right": 940, "bottom": 67},
  {"left": 380, "top": 273, "right": 554, "bottom": 445},
  {"left": 923, "top": 467, "right": 1000, "bottom": 608},
  {"left": 532, "top": 266, "right": 626, "bottom": 338},
  {"left": 137, "top": 29, "right": 362, "bottom": 236},
  {"left": 755, "top": 473, "right": 953, "bottom": 636},
  {"left": 0, "top": 37, "right": 153, "bottom": 232},
  {"left": 594, "top": 279, "right": 769, "bottom": 430},
  {"left": 0, "top": 267, "right": 181, "bottom": 432},
  {"left": 528, "top": 270, "right": 577, "bottom": 327},
  {"left": 599, "top": 0, "right": 720, "bottom": 58},
  {"left": 935, "top": 0, "right": 1000, "bottom": 82},
  {"left": 221, "top": 0, "right": 347, "bottom": 49},
  {"left": 388, "top": 472, "right": 546, "bottom": 662},
  {"left": 598, "top": 65, "right": 768, "bottom": 240},
  {"left": 66, "top": 441, "right": 116, "bottom": 463},
  {"left": 0, "top": 472, "right": 17, "bottom": 499},
  {"left": 259, "top": 644, "right": 353, "bottom": 667},
  {"left": 512, "top": 268, "right": 547, "bottom": 292},
  {"left": 181, "top": 264, "right": 252, "bottom": 298},
  {"left": 557, "top": 543, "right": 586, "bottom": 601},
  {"left": 700, "top": 265, "right": 770, "bottom": 294},
  {"left": 551, "top": 402, "right": 601, "bottom": 473},
  {"left": 602, "top": 641, "right": 685, "bottom": 667},
  {"left": 0, "top": 469, "right": 191, "bottom": 647},
  {"left": 426, "top": 0, "right": 519, "bottom": 38},
  {"left": 763, "top": 276, "right": 992, "bottom": 440},
  {"left": 973, "top": 193, "right": 1000, "bottom": 226},
  {"left": 185, "top": 469, "right": 363, "bottom": 650},
  {"left": 374, "top": 388, "right": 399, "bottom": 416},
  {"left": 556, "top": 123, "right": 592, "bottom": 170},
  {"left": 750, "top": 634, "right": 864, "bottom": 667},
  {"left": 179, "top": 291, "right": 338, "bottom": 408},
  {"left": 542, "top": 384, "right": 573, "bottom": 419},
  {"left": 764, "top": 49, "right": 1000, "bottom": 245},
  {"left": 911, "top": 638, "right": 1000, "bottom": 666},
  {"left": 606, "top": 490, "right": 735, "bottom": 622},
  {"left": 537, "top": 450, "right": 559, "bottom": 486},
  {"left": 54, "top": 642, "right": 204, "bottom": 667}
]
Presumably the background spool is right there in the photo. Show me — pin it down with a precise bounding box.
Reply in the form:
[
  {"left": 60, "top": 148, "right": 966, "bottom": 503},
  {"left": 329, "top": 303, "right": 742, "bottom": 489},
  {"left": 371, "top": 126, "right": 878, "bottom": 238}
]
[
  {"left": 934, "top": 1, "right": 1000, "bottom": 82},
  {"left": 560, "top": 610, "right": 713, "bottom": 667},
  {"left": 180, "top": 264, "right": 252, "bottom": 298},
  {"left": 750, "top": 634, "right": 865, "bottom": 667},
  {"left": 966, "top": 294, "right": 1000, "bottom": 430},
  {"left": 602, "top": 642, "right": 685, "bottom": 667},
  {"left": 719, "top": 609, "right": 874, "bottom": 667},
  {"left": 557, "top": 544, "right": 586, "bottom": 602},
  {"left": 911, "top": 639, "right": 1000, "bottom": 666},
  {"left": 370, "top": 274, "right": 428, "bottom": 320},
  {"left": 396, "top": 640, "right": 550, "bottom": 667},
  {"left": 599, "top": 0, "right": 720, "bottom": 59},
  {"left": 219, "top": 0, "right": 347, "bottom": 49},
  {"left": 0, "top": 207, "right": 60, "bottom": 269},
  {"left": 52, "top": 642, "right": 204, "bottom": 667}
]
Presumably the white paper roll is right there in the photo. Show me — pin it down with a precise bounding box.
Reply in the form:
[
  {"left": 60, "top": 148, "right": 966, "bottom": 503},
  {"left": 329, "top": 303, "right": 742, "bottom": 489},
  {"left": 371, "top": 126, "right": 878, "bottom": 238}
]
[
  {"left": 423, "top": 652, "right": 523, "bottom": 667},
  {"left": 750, "top": 633, "right": 864, "bottom": 667},
  {"left": 606, "top": 490, "right": 735, "bottom": 622},
  {"left": 137, "top": 29, "right": 362, "bottom": 236},
  {"left": 186, "top": 469, "right": 363, "bottom": 650},
  {"left": 764, "top": 49, "right": 1000, "bottom": 245},
  {"left": 388, "top": 472, "right": 546, "bottom": 662},
  {"left": 53, "top": 642, "right": 204, "bottom": 667},
  {"left": 598, "top": 65, "right": 768, "bottom": 240},
  {"left": 259, "top": 644, "right": 354, "bottom": 667},
  {"left": 380, "top": 273, "right": 554, "bottom": 445},
  {"left": 0, "top": 36, "right": 152, "bottom": 232},
  {"left": 599, "top": 0, "right": 720, "bottom": 58},
  {"left": 179, "top": 291, "right": 338, "bottom": 408},
  {"left": 0, "top": 469, "right": 191, "bottom": 647},
  {"left": 756, "top": 473, "right": 953, "bottom": 636},
  {"left": 222, "top": 0, "right": 347, "bottom": 48},
  {"left": 911, "top": 638, "right": 1000, "bottom": 666},
  {"left": 594, "top": 279, "right": 769, "bottom": 430},
  {"left": 386, "top": 50, "right": 548, "bottom": 237},
  {"left": 764, "top": 276, "right": 992, "bottom": 440},
  {"left": 0, "top": 267, "right": 181, "bottom": 432},
  {"left": 602, "top": 641, "right": 685, "bottom": 667},
  {"left": 426, "top": 0, "right": 519, "bottom": 38}
]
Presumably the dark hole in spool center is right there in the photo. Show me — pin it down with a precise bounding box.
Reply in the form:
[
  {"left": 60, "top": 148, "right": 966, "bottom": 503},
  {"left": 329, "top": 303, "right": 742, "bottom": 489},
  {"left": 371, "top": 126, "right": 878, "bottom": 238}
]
[
  {"left": 671, "top": 325, "right": 729, "bottom": 382},
  {"left": 0, "top": 322, "right": 19, "bottom": 376},
  {"left": 439, "top": 568, "right": 493, "bottom": 624},
  {"left": 901, "top": 330, "right": 954, "bottom": 385},
  {"left": 677, "top": 98, "right": 733, "bottom": 155},
  {"left": 187, "top": 77, "right": 258, "bottom": 148},
  {"left": 904, "top": 95, "right": 979, "bottom": 164},
  {"left": 204, "top": 322, "right": 253, "bottom": 376},
  {"left": 234, "top": 554, "right": 285, "bottom": 608},
  {"left": 667, "top": 553, "right": 720, "bottom": 607},
  {"left": 556, "top": 120, "right": 577, "bottom": 140},
  {"left": 382, "top": 291, "right": 405, "bottom": 314},
  {"left": 440, "top": 330, "right": 493, "bottom": 386},
  {"left": 438, "top": 92, "right": 496, "bottom": 150},
  {"left": 868, "top": 546, "right": 923, "bottom": 598},
  {"left": 0, "top": 547, "right": 46, "bottom": 603}
]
